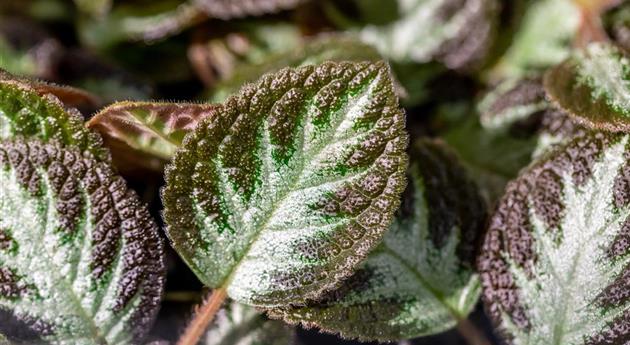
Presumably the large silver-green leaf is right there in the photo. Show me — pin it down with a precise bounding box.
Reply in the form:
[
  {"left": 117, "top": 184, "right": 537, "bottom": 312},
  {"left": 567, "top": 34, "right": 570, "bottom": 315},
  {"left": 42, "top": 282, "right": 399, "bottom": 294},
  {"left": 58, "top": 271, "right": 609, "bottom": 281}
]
[
  {"left": 210, "top": 35, "right": 382, "bottom": 103},
  {"left": 356, "top": 0, "right": 499, "bottom": 70},
  {"left": 544, "top": 42, "right": 630, "bottom": 132},
  {"left": 269, "top": 139, "right": 485, "bottom": 341},
  {"left": 490, "top": 0, "right": 580, "bottom": 80},
  {"left": 0, "top": 139, "right": 166, "bottom": 344},
  {"left": 206, "top": 303, "right": 295, "bottom": 345},
  {"left": 478, "top": 133, "right": 630, "bottom": 344},
  {"left": 0, "top": 72, "right": 108, "bottom": 161},
  {"left": 88, "top": 102, "right": 219, "bottom": 170},
  {"left": 163, "top": 61, "right": 408, "bottom": 306}
]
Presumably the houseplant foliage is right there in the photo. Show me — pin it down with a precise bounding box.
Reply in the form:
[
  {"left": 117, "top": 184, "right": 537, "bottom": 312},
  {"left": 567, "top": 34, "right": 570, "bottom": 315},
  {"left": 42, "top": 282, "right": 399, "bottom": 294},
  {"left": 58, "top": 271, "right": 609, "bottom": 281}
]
[{"left": 1, "top": 0, "right": 630, "bottom": 344}]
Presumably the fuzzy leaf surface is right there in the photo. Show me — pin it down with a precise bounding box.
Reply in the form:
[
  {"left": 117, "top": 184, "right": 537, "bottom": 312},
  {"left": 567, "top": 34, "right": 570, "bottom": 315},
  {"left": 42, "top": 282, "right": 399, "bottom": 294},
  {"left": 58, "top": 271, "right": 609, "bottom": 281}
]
[
  {"left": 206, "top": 303, "right": 295, "bottom": 345},
  {"left": 88, "top": 102, "right": 219, "bottom": 168},
  {"left": 0, "top": 140, "right": 165, "bottom": 344},
  {"left": 0, "top": 72, "right": 108, "bottom": 161},
  {"left": 163, "top": 61, "right": 408, "bottom": 306},
  {"left": 478, "top": 133, "right": 630, "bottom": 344},
  {"left": 545, "top": 42, "right": 630, "bottom": 132},
  {"left": 210, "top": 36, "right": 382, "bottom": 102},
  {"left": 357, "top": 0, "right": 499, "bottom": 70},
  {"left": 269, "top": 139, "right": 485, "bottom": 341}
]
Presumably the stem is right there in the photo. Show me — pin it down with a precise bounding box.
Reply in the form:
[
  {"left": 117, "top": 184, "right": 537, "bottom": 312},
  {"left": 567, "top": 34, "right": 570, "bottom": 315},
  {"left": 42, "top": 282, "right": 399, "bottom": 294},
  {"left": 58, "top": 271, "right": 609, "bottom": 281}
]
[
  {"left": 456, "top": 318, "right": 491, "bottom": 345},
  {"left": 177, "top": 287, "right": 228, "bottom": 345}
]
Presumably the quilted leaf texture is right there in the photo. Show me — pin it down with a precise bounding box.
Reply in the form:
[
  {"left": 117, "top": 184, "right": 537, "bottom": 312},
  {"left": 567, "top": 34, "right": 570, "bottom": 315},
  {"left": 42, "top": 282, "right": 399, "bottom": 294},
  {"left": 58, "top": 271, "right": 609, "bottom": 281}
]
[
  {"left": 0, "top": 140, "right": 165, "bottom": 344},
  {"left": 545, "top": 42, "right": 630, "bottom": 132},
  {"left": 0, "top": 70, "right": 108, "bottom": 161},
  {"left": 162, "top": 61, "right": 408, "bottom": 306},
  {"left": 478, "top": 133, "right": 630, "bottom": 344},
  {"left": 268, "top": 139, "right": 485, "bottom": 341}
]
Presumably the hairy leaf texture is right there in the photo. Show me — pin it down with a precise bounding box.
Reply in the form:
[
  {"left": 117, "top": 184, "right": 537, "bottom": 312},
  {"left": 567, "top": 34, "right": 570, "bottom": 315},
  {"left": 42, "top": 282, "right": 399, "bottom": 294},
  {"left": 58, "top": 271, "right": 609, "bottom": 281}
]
[
  {"left": 88, "top": 102, "right": 219, "bottom": 170},
  {"left": 545, "top": 42, "right": 630, "bottom": 132},
  {"left": 0, "top": 139, "right": 165, "bottom": 344},
  {"left": 268, "top": 139, "right": 485, "bottom": 341},
  {"left": 490, "top": 0, "right": 580, "bottom": 80},
  {"left": 478, "top": 133, "right": 630, "bottom": 344},
  {"left": 163, "top": 61, "right": 408, "bottom": 306},
  {"left": 0, "top": 71, "right": 108, "bottom": 161},
  {"left": 357, "top": 0, "right": 499, "bottom": 70},
  {"left": 206, "top": 303, "right": 295, "bottom": 345},
  {"left": 210, "top": 36, "right": 382, "bottom": 102},
  {"left": 194, "top": 0, "right": 306, "bottom": 19}
]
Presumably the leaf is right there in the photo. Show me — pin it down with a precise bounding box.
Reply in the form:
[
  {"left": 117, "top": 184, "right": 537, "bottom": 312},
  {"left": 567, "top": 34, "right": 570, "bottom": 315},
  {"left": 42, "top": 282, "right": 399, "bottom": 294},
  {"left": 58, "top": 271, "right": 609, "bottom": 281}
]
[
  {"left": 0, "top": 139, "right": 166, "bottom": 344},
  {"left": 0, "top": 72, "right": 109, "bottom": 161},
  {"left": 206, "top": 303, "right": 295, "bottom": 345},
  {"left": 0, "top": 37, "right": 37, "bottom": 78},
  {"left": 210, "top": 35, "right": 382, "bottom": 102},
  {"left": 268, "top": 139, "right": 485, "bottom": 341},
  {"left": 356, "top": 0, "right": 499, "bottom": 70},
  {"left": 74, "top": 0, "right": 111, "bottom": 17},
  {"left": 544, "top": 42, "right": 630, "bottom": 132},
  {"left": 162, "top": 61, "right": 408, "bottom": 306},
  {"left": 478, "top": 133, "right": 630, "bottom": 344},
  {"left": 194, "top": 0, "right": 306, "bottom": 19},
  {"left": 490, "top": 0, "right": 580, "bottom": 80},
  {"left": 604, "top": 1, "right": 630, "bottom": 53},
  {"left": 87, "top": 102, "right": 219, "bottom": 169}
]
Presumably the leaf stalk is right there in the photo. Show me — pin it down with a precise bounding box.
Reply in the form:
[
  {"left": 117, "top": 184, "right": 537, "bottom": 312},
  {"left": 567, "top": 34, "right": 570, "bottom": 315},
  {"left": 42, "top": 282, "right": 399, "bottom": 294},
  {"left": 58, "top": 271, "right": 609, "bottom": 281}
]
[{"left": 177, "top": 287, "right": 228, "bottom": 345}]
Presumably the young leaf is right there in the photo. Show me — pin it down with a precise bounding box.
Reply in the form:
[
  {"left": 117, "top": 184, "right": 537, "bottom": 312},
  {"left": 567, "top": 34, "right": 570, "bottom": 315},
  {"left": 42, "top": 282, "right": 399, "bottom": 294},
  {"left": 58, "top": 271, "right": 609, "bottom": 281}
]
[
  {"left": 478, "top": 133, "right": 630, "bottom": 344},
  {"left": 357, "top": 0, "right": 499, "bottom": 70},
  {"left": 479, "top": 77, "right": 548, "bottom": 132},
  {"left": 194, "top": 0, "right": 306, "bottom": 19},
  {"left": 162, "top": 61, "right": 408, "bottom": 306},
  {"left": 210, "top": 35, "right": 382, "bottom": 102},
  {"left": 206, "top": 303, "right": 295, "bottom": 345},
  {"left": 87, "top": 102, "right": 219, "bottom": 168},
  {"left": 544, "top": 42, "right": 630, "bottom": 132},
  {"left": 268, "top": 139, "right": 485, "bottom": 341},
  {"left": 0, "top": 72, "right": 108, "bottom": 161},
  {"left": 0, "top": 139, "right": 165, "bottom": 344},
  {"left": 490, "top": 0, "right": 580, "bottom": 80}
]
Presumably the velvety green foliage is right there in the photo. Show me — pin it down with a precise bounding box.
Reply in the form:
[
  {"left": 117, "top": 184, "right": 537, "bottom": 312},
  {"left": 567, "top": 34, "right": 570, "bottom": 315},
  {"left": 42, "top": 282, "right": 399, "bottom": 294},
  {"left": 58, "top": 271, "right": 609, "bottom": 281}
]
[
  {"left": 269, "top": 139, "right": 485, "bottom": 341},
  {"left": 491, "top": 0, "right": 580, "bottom": 79},
  {"left": 0, "top": 71, "right": 109, "bottom": 161},
  {"left": 545, "top": 42, "right": 630, "bottom": 132},
  {"left": 356, "top": 0, "right": 499, "bottom": 70},
  {"left": 479, "top": 133, "right": 630, "bottom": 344},
  {"left": 206, "top": 303, "right": 295, "bottom": 345},
  {"left": 0, "top": 139, "right": 165, "bottom": 344},
  {"left": 210, "top": 36, "right": 382, "bottom": 102},
  {"left": 163, "top": 61, "right": 408, "bottom": 306},
  {"left": 88, "top": 102, "right": 219, "bottom": 169}
]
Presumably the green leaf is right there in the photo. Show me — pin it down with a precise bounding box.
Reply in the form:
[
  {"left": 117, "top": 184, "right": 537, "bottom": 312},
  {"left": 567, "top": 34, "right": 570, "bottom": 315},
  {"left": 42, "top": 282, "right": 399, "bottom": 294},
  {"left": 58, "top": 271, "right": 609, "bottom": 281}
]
[
  {"left": 206, "top": 303, "right": 295, "bottom": 345},
  {"left": 163, "top": 61, "right": 408, "bottom": 306},
  {"left": 210, "top": 35, "right": 382, "bottom": 102},
  {"left": 268, "top": 139, "right": 485, "bottom": 341},
  {"left": 88, "top": 102, "right": 219, "bottom": 169},
  {"left": 544, "top": 42, "right": 630, "bottom": 132},
  {"left": 0, "top": 139, "right": 165, "bottom": 344},
  {"left": 0, "top": 37, "right": 37, "bottom": 78},
  {"left": 193, "top": 0, "right": 306, "bottom": 19},
  {"left": 490, "top": 0, "right": 580, "bottom": 80},
  {"left": 0, "top": 71, "right": 109, "bottom": 161},
  {"left": 478, "top": 133, "right": 630, "bottom": 344},
  {"left": 356, "top": 0, "right": 500, "bottom": 70},
  {"left": 74, "top": 0, "right": 111, "bottom": 17}
]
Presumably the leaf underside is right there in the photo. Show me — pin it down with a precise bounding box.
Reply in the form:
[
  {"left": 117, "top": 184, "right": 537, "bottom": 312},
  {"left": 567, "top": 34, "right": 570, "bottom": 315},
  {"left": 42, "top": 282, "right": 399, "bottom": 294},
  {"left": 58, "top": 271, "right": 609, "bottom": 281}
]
[
  {"left": 0, "top": 72, "right": 108, "bottom": 161},
  {"left": 206, "top": 303, "right": 295, "bottom": 345},
  {"left": 0, "top": 139, "right": 165, "bottom": 344},
  {"left": 544, "top": 42, "right": 630, "bottom": 132},
  {"left": 88, "top": 101, "right": 219, "bottom": 168},
  {"left": 162, "top": 61, "right": 408, "bottom": 307},
  {"left": 359, "top": 0, "right": 499, "bottom": 70},
  {"left": 478, "top": 133, "right": 630, "bottom": 345},
  {"left": 268, "top": 139, "right": 485, "bottom": 342}
]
